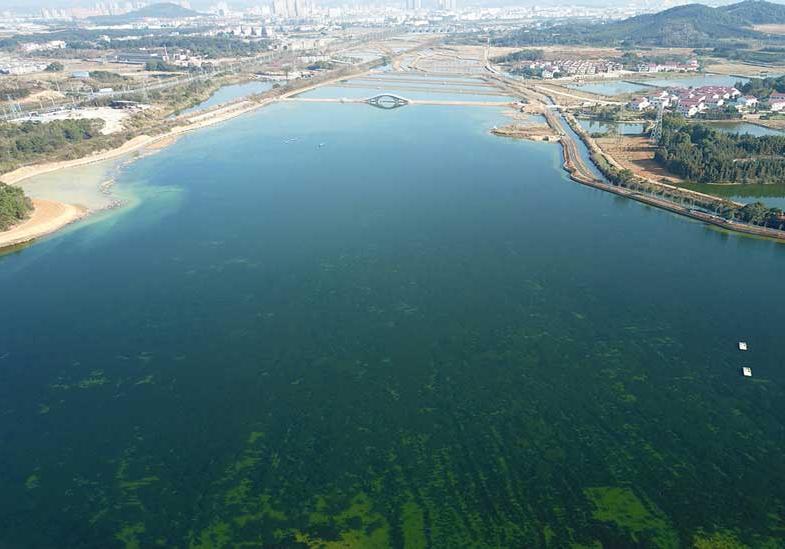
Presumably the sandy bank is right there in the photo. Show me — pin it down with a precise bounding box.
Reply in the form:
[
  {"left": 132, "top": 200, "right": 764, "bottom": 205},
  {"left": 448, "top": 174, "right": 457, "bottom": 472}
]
[
  {"left": 0, "top": 199, "right": 87, "bottom": 249},
  {"left": 492, "top": 123, "right": 558, "bottom": 142},
  {"left": 0, "top": 135, "right": 156, "bottom": 186}
]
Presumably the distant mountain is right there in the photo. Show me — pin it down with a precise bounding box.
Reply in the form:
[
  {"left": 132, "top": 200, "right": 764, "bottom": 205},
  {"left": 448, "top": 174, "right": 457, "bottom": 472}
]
[
  {"left": 88, "top": 3, "right": 204, "bottom": 24},
  {"left": 497, "top": 0, "right": 785, "bottom": 47},
  {"left": 719, "top": 0, "right": 785, "bottom": 24}
]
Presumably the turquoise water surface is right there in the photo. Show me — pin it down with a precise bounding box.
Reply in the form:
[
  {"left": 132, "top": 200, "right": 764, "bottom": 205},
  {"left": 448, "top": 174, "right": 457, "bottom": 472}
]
[{"left": 1, "top": 100, "right": 784, "bottom": 547}]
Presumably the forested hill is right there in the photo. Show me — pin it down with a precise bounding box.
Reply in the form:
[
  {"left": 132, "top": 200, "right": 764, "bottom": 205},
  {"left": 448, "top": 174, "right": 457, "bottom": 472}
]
[
  {"left": 719, "top": 0, "right": 785, "bottom": 24},
  {"left": 496, "top": 0, "right": 785, "bottom": 47},
  {"left": 88, "top": 3, "right": 204, "bottom": 24}
]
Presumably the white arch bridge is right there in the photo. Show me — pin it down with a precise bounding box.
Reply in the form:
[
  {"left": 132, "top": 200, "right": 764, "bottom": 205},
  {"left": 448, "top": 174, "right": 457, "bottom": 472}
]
[
  {"left": 282, "top": 96, "right": 513, "bottom": 108},
  {"left": 365, "top": 94, "right": 410, "bottom": 109}
]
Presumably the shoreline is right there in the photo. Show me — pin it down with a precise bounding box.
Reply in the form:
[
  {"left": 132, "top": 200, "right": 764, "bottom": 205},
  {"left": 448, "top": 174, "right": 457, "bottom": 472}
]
[
  {"left": 0, "top": 70, "right": 373, "bottom": 251},
  {"left": 490, "top": 74, "right": 785, "bottom": 242},
  {"left": 556, "top": 112, "right": 785, "bottom": 242},
  {"left": 0, "top": 199, "right": 87, "bottom": 250}
]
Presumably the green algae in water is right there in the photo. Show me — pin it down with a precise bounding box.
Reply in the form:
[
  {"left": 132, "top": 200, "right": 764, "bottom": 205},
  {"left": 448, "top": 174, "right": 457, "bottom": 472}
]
[
  {"left": 116, "top": 522, "right": 146, "bottom": 549},
  {"left": 584, "top": 487, "right": 678, "bottom": 547},
  {"left": 296, "top": 493, "right": 390, "bottom": 549},
  {"left": 401, "top": 498, "right": 426, "bottom": 549},
  {"left": 25, "top": 473, "right": 40, "bottom": 490},
  {"left": 2, "top": 96, "right": 785, "bottom": 548}
]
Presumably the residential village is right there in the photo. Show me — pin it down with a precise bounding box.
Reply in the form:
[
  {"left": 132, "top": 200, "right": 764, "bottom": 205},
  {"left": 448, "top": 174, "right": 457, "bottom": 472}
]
[
  {"left": 628, "top": 86, "right": 785, "bottom": 117},
  {"left": 522, "top": 57, "right": 698, "bottom": 79}
]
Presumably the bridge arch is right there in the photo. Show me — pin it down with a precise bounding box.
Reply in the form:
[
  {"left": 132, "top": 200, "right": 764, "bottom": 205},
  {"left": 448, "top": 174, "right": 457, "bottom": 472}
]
[{"left": 365, "top": 94, "right": 410, "bottom": 109}]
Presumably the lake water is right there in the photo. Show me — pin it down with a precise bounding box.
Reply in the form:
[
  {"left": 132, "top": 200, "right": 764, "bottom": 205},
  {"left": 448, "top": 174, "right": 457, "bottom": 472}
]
[
  {"left": 577, "top": 119, "right": 646, "bottom": 135},
  {"left": 2, "top": 98, "right": 785, "bottom": 547},
  {"left": 180, "top": 80, "right": 273, "bottom": 115}
]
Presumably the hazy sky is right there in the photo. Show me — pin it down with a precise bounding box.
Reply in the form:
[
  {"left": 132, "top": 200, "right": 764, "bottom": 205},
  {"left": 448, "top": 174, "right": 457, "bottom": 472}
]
[{"left": 5, "top": 0, "right": 785, "bottom": 13}]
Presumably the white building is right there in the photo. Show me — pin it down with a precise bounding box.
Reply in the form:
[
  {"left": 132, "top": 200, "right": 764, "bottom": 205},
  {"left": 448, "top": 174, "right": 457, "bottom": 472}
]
[
  {"left": 734, "top": 95, "right": 758, "bottom": 111},
  {"left": 770, "top": 92, "right": 785, "bottom": 112},
  {"left": 628, "top": 97, "right": 650, "bottom": 111}
]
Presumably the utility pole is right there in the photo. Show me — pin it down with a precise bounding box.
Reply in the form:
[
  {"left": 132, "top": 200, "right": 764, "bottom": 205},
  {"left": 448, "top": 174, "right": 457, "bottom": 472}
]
[{"left": 651, "top": 101, "right": 664, "bottom": 143}]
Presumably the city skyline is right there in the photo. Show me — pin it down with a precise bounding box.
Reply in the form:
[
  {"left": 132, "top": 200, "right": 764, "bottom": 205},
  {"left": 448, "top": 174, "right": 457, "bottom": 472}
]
[{"left": 7, "top": 0, "right": 783, "bottom": 15}]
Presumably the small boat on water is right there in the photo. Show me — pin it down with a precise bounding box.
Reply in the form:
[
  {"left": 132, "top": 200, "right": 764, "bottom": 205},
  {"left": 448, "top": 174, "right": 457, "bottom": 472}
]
[
  {"left": 742, "top": 367, "right": 752, "bottom": 377},
  {"left": 738, "top": 342, "right": 748, "bottom": 351}
]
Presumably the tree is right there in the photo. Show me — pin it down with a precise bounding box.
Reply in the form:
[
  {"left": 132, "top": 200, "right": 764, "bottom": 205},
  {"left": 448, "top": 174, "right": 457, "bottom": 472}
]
[
  {"left": 145, "top": 59, "right": 177, "bottom": 72},
  {"left": 0, "top": 182, "right": 33, "bottom": 231},
  {"left": 44, "top": 62, "right": 64, "bottom": 72}
]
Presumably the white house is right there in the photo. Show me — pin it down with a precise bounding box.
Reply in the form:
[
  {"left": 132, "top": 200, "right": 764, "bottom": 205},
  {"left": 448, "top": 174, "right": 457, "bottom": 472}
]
[
  {"left": 676, "top": 99, "right": 703, "bottom": 117},
  {"left": 629, "top": 97, "right": 651, "bottom": 111},
  {"left": 735, "top": 95, "right": 758, "bottom": 111},
  {"left": 769, "top": 92, "right": 785, "bottom": 112}
]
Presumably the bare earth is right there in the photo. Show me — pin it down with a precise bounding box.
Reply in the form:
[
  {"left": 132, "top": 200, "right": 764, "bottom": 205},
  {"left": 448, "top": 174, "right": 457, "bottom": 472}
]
[
  {"left": 0, "top": 199, "right": 86, "bottom": 249},
  {"left": 492, "top": 123, "right": 558, "bottom": 141},
  {"left": 703, "top": 60, "right": 785, "bottom": 77},
  {"left": 754, "top": 24, "right": 785, "bottom": 35},
  {"left": 595, "top": 135, "right": 683, "bottom": 184}
]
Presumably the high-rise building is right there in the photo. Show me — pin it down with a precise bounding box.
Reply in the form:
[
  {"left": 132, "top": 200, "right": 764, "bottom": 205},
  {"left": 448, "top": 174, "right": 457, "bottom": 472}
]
[
  {"left": 272, "top": 0, "right": 288, "bottom": 17},
  {"left": 406, "top": 0, "right": 421, "bottom": 10}
]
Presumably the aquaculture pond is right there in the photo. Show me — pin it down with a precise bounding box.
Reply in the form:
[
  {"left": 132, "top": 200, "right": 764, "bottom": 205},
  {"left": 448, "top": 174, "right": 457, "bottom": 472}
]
[
  {"left": 1, "top": 98, "right": 785, "bottom": 548},
  {"left": 565, "top": 80, "right": 650, "bottom": 96},
  {"left": 681, "top": 182, "right": 785, "bottom": 211},
  {"left": 707, "top": 122, "right": 784, "bottom": 137},
  {"left": 296, "top": 83, "right": 516, "bottom": 103},
  {"left": 634, "top": 73, "right": 749, "bottom": 89},
  {"left": 577, "top": 119, "right": 647, "bottom": 135}
]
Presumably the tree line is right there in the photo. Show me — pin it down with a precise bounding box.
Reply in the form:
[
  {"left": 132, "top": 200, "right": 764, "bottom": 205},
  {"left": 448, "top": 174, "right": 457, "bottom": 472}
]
[
  {"left": 734, "top": 75, "right": 785, "bottom": 98},
  {"left": 490, "top": 49, "right": 545, "bottom": 64},
  {"left": 654, "top": 117, "right": 785, "bottom": 184},
  {"left": 0, "top": 119, "right": 104, "bottom": 175}
]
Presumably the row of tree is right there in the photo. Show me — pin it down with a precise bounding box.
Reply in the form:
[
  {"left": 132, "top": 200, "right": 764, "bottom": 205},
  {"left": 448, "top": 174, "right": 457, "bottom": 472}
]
[
  {"left": 655, "top": 117, "right": 785, "bottom": 184},
  {"left": 0, "top": 119, "right": 103, "bottom": 175},
  {"left": 490, "top": 49, "right": 545, "bottom": 64},
  {"left": 734, "top": 75, "right": 785, "bottom": 98}
]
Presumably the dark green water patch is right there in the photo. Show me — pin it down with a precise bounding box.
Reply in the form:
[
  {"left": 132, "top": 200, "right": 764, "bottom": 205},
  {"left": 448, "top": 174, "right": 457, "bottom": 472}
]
[{"left": 0, "top": 102, "right": 784, "bottom": 547}]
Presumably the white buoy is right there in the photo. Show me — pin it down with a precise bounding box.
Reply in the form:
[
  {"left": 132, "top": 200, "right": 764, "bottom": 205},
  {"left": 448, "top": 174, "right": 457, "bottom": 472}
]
[
  {"left": 738, "top": 342, "right": 748, "bottom": 351},
  {"left": 742, "top": 367, "right": 752, "bottom": 377}
]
